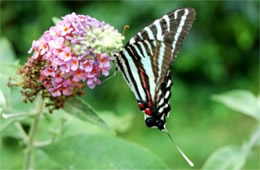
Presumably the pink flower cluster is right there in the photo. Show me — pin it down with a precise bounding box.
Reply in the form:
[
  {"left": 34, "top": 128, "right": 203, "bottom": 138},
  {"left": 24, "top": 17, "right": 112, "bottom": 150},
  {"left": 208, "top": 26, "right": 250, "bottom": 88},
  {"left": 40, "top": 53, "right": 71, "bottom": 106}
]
[{"left": 28, "top": 13, "right": 123, "bottom": 97}]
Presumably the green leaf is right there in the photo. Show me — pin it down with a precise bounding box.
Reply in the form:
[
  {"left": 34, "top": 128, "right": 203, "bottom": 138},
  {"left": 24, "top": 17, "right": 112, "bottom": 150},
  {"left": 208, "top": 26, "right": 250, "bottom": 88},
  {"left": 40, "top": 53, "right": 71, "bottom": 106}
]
[
  {"left": 0, "top": 90, "right": 7, "bottom": 109},
  {"left": 42, "top": 134, "right": 168, "bottom": 169},
  {"left": 0, "top": 139, "right": 62, "bottom": 169},
  {"left": 212, "top": 90, "right": 260, "bottom": 121},
  {"left": 0, "top": 37, "right": 16, "bottom": 63},
  {"left": 0, "top": 62, "right": 21, "bottom": 81},
  {"left": 63, "top": 98, "right": 112, "bottom": 133},
  {"left": 202, "top": 145, "right": 245, "bottom": 170},
  {"left": 202, "top": 129, "right": 260, "bottom": 170},
  {"left": 52, "top": 17, "right": 61, "bottom": 25},
  {"left": 0, "top": 136, "right": 23, "bottom": 169},
  {"left": 99, "top": 111, "right": 134, "bottom": 133},
  {"left": 34, "top": 150, "right": 62, "bottom": 169},
  {"left": 241, "top": 128, "right": 260, "bottom": 158},
  {"left": 0, "top": 75, "right": 33, "bottom": 112}
]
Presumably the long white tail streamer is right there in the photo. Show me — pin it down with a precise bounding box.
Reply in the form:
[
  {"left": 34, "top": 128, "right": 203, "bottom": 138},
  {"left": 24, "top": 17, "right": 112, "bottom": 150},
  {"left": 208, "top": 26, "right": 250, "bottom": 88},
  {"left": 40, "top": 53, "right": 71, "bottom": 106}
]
[{"left": 165, "top": 130, "right": 194, "bottom": 167}]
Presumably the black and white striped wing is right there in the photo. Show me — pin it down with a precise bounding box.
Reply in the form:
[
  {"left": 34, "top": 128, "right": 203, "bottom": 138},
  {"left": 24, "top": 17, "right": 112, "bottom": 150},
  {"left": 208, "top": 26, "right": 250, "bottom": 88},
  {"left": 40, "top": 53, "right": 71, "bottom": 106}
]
[
  {"left": 128, "top": 8, "right": 196, "bottom": 62},
  {"left": 116, "top": 40, "right": 172, "bottom": 102},
  {"left": 115, "top": 40, "right": 174, "bottom": 129},
  {"left": 115, "top": 8, "right": 196, "bottom": 130}
]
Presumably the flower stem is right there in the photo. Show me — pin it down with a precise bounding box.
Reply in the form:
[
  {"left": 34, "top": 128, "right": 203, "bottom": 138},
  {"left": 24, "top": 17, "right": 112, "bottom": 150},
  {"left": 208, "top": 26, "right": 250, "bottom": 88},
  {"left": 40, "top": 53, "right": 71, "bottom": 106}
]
[
  {"left": 23, "top": 96, "right": 44, "bottom": 170},
  {"left": 1, "top": 112, "right": 36, "bottom": 119},
  {"left": 0, "top": 119, "right": 16, "bottom": 133},
  {"left": 15, "top": 122, "right": 29, "bottom": 144}
]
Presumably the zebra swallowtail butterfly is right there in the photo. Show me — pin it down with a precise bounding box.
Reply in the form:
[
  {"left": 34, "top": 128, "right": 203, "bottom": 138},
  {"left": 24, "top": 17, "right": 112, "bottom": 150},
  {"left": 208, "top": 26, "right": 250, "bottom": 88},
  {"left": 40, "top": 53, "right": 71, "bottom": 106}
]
[{"left": 114, "top": 8, "right": 196, "bottom": 166}]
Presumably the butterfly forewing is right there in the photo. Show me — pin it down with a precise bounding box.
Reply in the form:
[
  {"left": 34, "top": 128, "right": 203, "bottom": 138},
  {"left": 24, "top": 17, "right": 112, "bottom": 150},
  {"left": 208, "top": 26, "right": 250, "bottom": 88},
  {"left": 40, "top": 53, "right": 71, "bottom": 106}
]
[{"left": 128, "top": 8, "right": 196, "bottom": 60}]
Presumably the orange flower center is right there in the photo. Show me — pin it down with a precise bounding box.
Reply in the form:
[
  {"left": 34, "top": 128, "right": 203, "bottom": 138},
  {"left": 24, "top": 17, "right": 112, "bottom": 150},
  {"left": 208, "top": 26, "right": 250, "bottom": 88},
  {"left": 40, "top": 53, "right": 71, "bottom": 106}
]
[
  {"left": 84, "top": 62, "right": 90, "bottom": 67},
  {"left": 43, "top": 44, "right": 47, "bottom": 49},
  {"left": 101, "top": 58, "right": 106, "bottom": 63},
  {"left": 76, "top": 70, "right": 82, "bottom": 76},
  {"left": 65, "top": 52, "right": 70, "bottom": 57},
  {"left": 56, "top": 73, "right": 61, "bottom": 78},
  {"left": 45, "top": 82, "right": 51, "bottom": 88}
]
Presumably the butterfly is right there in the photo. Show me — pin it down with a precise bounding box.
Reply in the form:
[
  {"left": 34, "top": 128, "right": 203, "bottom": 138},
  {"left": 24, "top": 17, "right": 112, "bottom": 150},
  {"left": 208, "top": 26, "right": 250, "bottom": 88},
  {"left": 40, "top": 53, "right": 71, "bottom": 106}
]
[
  {"left": 114, "top": 8, "right": 196, "bottom": 166},
  {"left": 115, "top": 8, "right": 196, "bottom": 130}
]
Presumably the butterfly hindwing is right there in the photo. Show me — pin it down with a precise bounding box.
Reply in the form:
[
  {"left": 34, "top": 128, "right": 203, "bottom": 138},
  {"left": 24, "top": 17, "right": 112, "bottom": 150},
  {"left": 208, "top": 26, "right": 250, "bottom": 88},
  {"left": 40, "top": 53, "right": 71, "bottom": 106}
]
[
  {"left": 156, "top": 69, "right": 173, "bottom": 120},
  {"left": 115, "top": 40, "right": 174, "bottom": 129}
]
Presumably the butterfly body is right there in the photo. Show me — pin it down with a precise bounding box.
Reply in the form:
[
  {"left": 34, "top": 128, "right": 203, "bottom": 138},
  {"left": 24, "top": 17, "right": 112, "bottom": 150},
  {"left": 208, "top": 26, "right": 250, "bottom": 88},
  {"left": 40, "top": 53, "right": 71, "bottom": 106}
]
[{"left": 115, "top": 8, "right": 196, "bottom": 131}]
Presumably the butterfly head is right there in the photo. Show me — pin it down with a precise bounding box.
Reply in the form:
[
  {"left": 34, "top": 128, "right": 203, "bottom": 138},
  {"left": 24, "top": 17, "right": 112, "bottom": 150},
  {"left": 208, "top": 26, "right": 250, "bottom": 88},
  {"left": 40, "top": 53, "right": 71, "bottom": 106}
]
[{"left": 138, "top": 102, "right": 166, "bottom": 130}]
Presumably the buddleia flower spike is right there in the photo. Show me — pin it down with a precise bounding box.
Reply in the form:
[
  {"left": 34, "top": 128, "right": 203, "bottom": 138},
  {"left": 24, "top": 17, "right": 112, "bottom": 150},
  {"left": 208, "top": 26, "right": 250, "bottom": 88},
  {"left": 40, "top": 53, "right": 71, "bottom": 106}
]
[{"left": 12, "top": 12, "right": 125, "bottom": 112}]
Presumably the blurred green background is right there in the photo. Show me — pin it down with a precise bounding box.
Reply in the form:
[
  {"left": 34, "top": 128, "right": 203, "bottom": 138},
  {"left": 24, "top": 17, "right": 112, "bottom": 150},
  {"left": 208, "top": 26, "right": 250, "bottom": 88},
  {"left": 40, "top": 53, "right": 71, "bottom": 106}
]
[{"left": 0, "top": 1, "right": 259, "bottom": 169}]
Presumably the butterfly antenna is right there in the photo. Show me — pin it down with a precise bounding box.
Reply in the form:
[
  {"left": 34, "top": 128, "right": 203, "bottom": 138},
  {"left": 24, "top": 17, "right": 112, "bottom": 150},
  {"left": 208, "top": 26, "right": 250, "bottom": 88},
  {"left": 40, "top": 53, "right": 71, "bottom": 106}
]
[
  {"left": 164, "top": 130, "right": 194, "bottom": 167},
  {"left": 100, "top": 71, "right": 117, "bottom": 85},
  {"left": 123, "top": 25, "right": 130, "bottom": 35}
]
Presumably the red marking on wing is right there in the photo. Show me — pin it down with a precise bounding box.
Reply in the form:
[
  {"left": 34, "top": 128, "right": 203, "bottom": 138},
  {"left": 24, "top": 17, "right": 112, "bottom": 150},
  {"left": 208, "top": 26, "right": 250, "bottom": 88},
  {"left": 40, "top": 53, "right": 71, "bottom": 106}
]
[
  {"left": 138, "top": 103, "right": 144, "bottom": 110},
  {"left": 140, "top": 70, "right": 148, "bottom": 88},
  {"left": 140, "top": 70, "right": 153, "bottom": 109},
  {"left": 145, "top": 108, "right": 152, "bottom": 115}
]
